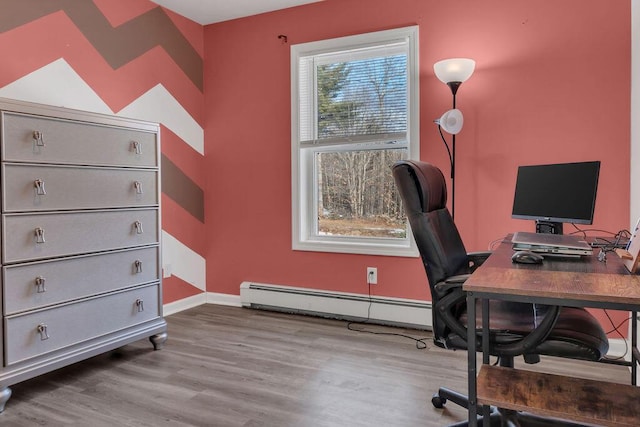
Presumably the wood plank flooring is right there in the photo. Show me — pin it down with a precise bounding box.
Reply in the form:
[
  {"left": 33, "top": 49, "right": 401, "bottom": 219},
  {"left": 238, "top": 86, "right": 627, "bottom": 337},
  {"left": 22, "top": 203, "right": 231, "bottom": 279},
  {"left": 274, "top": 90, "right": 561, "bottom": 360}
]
[{"left": 0, "top": 304, "right": 631, "bottom": 426}]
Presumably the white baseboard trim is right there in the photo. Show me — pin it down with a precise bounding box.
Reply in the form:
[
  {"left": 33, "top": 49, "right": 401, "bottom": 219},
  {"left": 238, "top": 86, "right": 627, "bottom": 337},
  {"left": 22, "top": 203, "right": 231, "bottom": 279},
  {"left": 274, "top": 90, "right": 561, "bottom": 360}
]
[
  {"left": 163, "top": 292, "right": 241, "bottom": 316},
  {"left": 163, "top": 293, "right": 207, "bottom": 316},
  {"left": 206, "top": 292, "right": 242, "bottom": 307}
]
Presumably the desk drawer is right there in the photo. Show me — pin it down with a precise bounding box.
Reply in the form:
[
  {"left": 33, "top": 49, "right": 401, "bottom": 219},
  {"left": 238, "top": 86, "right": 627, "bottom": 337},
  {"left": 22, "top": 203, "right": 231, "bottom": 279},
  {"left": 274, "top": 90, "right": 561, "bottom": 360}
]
[
  {"left": 4, "top": 246, "right": 160, "bottom": 315},
  {"left": 2, "top": 208, "right": 159, "bottom": 263},
  {"left": 4, "top": 283, "right": 160, "bottom": 366},
  {"left": 2, "top": 112, "right": 158, "bottom": 167},
  {"left": 3, "top": 164, "right": 158, "bottom": 212}
]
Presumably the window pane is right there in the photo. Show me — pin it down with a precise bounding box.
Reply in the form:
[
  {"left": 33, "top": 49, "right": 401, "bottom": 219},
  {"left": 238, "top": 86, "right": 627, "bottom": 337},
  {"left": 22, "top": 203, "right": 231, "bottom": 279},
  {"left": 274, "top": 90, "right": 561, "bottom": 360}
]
[
  {"left": 316, "top": 148, "right": 407, "bottom": 238},
  {"left": 317, "top": 55, "right": 407, "bottom": 140}
]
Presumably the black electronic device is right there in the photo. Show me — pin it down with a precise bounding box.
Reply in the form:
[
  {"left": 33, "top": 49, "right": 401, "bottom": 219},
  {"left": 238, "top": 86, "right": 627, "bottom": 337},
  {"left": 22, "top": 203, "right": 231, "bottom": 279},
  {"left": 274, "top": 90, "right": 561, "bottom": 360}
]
[
  {"left": 511, "top": 250, "right": 544, "bottom": 264},
  {"left": 511, "top": 160, "right": 600, "bottom": 234}
]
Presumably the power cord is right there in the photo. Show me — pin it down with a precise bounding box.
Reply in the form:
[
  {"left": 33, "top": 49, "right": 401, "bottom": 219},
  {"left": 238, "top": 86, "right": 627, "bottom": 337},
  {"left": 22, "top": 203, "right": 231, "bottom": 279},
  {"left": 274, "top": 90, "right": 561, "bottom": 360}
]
[
  {"left": 601, "top": 310, "right": 631, "bottom": 362},
  {"left": 488, "top": 237, "right": 506, "bottom": 250},
  {"left": 569, "top": 224, "right": 631, "bottom": 249},
  {"left": 347, "top": 276, "right": 430, "bottom": 350}
]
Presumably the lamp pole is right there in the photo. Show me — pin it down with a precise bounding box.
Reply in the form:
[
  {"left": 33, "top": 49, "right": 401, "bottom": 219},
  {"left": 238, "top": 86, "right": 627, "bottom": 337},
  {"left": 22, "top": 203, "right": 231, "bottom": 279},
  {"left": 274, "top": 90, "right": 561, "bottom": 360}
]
[{"left": 448, "top": 84, "right": 460, "bottom": 220}]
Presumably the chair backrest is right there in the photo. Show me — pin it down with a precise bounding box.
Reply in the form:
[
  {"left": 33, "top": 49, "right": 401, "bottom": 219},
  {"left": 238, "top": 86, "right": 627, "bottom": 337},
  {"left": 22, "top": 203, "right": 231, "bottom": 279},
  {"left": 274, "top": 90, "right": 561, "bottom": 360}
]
[
  {"left": 392, "top": 160, "right": 469, "bottom": 284},
  {"left": 392, "top": 160, "right": 471, "bottom": 339}
]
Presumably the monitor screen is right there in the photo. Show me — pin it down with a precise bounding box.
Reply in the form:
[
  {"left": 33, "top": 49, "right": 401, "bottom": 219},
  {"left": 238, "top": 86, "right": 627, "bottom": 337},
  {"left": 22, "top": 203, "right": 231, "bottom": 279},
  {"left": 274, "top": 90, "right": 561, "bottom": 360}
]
[{"left": 511, "top": 160, "right": 600, "bottom": 226}]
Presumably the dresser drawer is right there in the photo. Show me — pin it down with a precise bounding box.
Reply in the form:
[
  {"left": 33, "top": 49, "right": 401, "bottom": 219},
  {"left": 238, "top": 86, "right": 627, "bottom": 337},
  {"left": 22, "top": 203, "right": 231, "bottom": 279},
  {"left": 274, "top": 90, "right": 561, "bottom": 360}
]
[
  {"left": 3, "top": 208, "right": 159, "bottom": 263},
  {"left": 3, "top": 164, "right": 158, "bottom": 212},
  {"left": 4, "top": 246, "right": 160, "bottom": 315},
  {"left": 2, "top": 112, "right": 158, "bottom": 167},
  {"left": 4, "top": 283, "right": 160, "bottom": 366}
]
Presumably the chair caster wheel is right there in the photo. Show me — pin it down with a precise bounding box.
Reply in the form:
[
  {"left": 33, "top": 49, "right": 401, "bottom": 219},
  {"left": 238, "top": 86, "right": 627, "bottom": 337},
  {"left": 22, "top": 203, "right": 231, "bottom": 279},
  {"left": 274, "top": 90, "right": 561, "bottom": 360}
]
[{"left": 431, "top": 393, "right": 446, "bottom": 408}]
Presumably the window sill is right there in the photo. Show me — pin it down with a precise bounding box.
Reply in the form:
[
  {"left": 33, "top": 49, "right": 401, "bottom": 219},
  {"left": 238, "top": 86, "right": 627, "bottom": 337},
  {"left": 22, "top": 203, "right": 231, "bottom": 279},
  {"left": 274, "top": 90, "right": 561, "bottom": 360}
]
[{"left": 293, "top": 239, "right": 419, "bottom": 257}]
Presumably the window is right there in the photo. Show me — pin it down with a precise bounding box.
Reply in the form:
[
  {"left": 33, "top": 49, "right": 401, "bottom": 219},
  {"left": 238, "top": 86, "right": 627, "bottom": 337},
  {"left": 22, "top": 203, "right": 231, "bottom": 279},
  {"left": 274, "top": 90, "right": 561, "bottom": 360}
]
[{"left": 291, "top": 26, "right": 419, "bottom": 256}]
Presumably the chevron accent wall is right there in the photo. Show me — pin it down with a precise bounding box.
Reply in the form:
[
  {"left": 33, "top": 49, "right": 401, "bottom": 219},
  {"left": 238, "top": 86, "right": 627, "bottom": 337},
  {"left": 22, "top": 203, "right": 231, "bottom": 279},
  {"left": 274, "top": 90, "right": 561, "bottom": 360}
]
[{"left": 0, "top": 0, "right": 206, "bottom": 305}]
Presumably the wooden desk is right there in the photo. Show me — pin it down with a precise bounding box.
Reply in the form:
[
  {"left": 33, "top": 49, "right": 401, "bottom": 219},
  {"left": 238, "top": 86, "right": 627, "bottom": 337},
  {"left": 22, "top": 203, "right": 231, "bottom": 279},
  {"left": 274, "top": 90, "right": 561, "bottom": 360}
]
[{"left": 463, "top": 237, "right": 640, "bottom": 426}]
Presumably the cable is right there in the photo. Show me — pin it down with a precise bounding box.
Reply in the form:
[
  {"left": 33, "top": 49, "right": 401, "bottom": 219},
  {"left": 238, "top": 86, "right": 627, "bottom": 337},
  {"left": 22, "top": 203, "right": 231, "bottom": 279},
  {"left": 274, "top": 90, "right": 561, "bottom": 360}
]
[
  {"left": 601, "top": 310, "right": 630, "bottom": 362},
  {"left": 347, "top": 322, "right": 430, "bottom": 350},
  {"left": 347, "top": 278, "right": 430, "bottom": 350},
  {"left": 488, "top": 237, "right": 507, "bottom": 251},
  {"left": 569, "top": 224, "right": 631, "bottom": 241},
  {"left": 569, "top": 225, "right": 631, "bottom": 254},
  {"left": 604, "top": 313, "right": 632, "bottom": 335}
]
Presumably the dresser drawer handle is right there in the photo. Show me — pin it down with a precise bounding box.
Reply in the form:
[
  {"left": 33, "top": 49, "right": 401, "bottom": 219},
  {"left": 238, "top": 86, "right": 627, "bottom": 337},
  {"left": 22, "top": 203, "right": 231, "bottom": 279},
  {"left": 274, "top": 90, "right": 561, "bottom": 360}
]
[
  {"left": 133, "top": 221, "right": 144, "bottom": 234},
  {"left": 131, "top": 141, "right": 142, "bottom": 154},
  {"left": 35, "top": 276, "right": 46, "bottom": 293},
  {"left": 133, "top": 181, "right": 143, "bottom": 195},
  {"left": 33, "top": 130, "right": 45, "bottom": 147},
  {"left": 37, "top": 324, "right": 50, "bottom": 340},
  {"left": 34, "top": 227, "right": 46, "bottom": 244},
  {"left": 135, "top": 299, "right": 144, "bottom": 312},
  {"left": 134, "top": 260, "right": 143, "bottom": 273},
  {"left": 34, "top": 179, "right": 47, "bottom": 195}
]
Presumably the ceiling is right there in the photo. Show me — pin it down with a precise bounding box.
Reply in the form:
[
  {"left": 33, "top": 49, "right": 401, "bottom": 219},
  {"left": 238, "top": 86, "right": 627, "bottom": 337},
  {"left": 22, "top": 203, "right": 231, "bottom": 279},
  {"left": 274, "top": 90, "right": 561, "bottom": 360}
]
[{"left": 150, "top": 0, "right": 323, "bottom": 25}]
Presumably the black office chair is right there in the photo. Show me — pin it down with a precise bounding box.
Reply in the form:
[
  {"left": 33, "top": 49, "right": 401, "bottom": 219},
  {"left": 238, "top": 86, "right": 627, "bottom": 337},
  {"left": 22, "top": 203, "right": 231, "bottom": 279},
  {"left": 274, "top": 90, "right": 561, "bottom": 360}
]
[{"left": 391, "top": 160, "right": 610, "bottom": 427}]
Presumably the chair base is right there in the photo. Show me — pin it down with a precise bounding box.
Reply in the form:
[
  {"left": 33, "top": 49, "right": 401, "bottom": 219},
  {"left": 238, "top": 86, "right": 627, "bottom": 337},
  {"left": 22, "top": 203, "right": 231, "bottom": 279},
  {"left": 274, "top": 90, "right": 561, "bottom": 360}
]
[{"left": 434, "top": 387, "right": 592, "bottom": 427}]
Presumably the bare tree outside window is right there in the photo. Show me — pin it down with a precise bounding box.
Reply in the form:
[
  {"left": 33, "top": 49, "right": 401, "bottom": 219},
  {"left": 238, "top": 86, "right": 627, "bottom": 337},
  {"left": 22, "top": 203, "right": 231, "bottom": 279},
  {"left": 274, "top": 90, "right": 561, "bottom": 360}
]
[
  {"left": 317, "top": 149, "right": 407, "bottom": 238},
  {"left": 315, "top": 56, "right": 408, "bottom": 238}
]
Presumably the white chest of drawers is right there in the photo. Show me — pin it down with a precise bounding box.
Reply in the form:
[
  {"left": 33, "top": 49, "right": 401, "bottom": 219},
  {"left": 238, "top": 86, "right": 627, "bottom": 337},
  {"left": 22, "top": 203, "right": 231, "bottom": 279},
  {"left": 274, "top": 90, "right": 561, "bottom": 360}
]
[{"left": 0, "top": 98, "right": 167, "bottom": 411}]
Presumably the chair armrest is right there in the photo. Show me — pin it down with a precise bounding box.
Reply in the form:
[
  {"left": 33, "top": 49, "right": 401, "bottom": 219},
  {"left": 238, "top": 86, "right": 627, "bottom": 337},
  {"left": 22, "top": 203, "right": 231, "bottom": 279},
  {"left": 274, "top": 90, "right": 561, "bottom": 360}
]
[
  {"left": 444, "top": 274, "right": 471, "bottom": 284},
  {"left": 467, "top": 251, "right": 492, "bottom": 271},
  {"left": 445, "top": 274, "right": 471, "bottom": 284},
  {"left": 433, "top": 275, "right": 470, "bottom": 298}
]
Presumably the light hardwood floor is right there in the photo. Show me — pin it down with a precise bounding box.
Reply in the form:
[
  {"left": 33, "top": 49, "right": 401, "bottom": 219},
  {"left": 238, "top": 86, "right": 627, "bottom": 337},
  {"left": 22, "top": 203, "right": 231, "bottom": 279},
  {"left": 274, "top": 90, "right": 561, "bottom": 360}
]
[{"left": 0, "top": 305, "right": 631, "bottom": 426}]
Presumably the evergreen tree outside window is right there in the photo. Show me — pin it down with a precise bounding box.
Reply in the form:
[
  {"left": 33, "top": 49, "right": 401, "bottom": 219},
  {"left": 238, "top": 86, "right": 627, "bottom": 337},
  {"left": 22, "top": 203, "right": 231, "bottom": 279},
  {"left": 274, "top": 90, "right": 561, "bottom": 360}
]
[{"left": 291, "top": 27, "right": 419, "bottom": 256}]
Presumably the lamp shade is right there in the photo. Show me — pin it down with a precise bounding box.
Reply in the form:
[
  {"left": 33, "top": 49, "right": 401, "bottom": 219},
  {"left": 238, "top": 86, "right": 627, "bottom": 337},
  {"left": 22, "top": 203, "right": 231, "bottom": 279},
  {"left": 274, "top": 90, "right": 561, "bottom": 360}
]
[
  {"left": 433, "top": 58, "right": 476, "bottom": 84},
  {"left": 436, "top": 109, "right": 464, "bottom": 134}
]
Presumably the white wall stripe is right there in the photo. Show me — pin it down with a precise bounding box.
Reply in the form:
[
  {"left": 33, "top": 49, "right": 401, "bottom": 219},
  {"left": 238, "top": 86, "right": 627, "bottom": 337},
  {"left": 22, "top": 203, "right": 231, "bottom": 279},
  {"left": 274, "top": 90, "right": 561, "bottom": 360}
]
[
  {"left": 118, "top": 84, "right": 204, "bottom": 155},
  {"left": 0, "top": 59, "right": 204, "bottom": 155},
  {"left": 0, "top": 59, "right": 113, "bottom": 114},
  {"left": 162, "top": 230, "right": 206, "bottom": 291}
]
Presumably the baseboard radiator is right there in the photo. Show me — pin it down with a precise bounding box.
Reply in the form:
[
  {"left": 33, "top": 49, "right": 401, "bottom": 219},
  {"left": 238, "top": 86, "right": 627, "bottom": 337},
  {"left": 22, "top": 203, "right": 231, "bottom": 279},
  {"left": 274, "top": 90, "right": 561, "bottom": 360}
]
[{"left": 239, "top": 282, "right": 432, "bottom": 330}]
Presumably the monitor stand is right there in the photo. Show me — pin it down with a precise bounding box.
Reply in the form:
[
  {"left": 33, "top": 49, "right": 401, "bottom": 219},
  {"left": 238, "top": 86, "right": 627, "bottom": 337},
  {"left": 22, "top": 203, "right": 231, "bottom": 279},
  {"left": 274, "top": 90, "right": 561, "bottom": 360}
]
[{"left": 536, "top": 220, "right": 563, "bottom": 235}]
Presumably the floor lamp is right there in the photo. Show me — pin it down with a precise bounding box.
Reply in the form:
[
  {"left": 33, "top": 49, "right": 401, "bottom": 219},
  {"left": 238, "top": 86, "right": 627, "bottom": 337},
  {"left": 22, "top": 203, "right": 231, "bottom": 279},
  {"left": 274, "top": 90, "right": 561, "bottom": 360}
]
[{"left": 433, "top": 58, "right": 475, "bottom": 221}]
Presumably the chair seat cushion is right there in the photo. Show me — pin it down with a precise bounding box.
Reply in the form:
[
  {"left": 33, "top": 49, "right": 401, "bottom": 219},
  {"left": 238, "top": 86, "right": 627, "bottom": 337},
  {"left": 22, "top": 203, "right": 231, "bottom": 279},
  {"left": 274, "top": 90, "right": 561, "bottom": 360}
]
[{"left": 451, "top": 301, "right": 609, "bottom": 360}]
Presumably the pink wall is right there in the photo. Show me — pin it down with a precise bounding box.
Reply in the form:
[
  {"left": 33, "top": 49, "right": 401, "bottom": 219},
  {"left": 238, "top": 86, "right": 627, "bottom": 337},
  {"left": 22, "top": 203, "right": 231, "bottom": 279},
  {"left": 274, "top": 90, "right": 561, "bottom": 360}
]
[{"left": 204, "top": 0, "right": 630, "bottom": 306}]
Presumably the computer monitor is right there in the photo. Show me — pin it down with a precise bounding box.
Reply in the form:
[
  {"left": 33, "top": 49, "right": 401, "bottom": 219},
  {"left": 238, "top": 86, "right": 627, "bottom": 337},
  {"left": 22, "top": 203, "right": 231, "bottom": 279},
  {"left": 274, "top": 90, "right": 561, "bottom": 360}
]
[{"left": 511, "top": 160, "right": 600, "bottom": 234}]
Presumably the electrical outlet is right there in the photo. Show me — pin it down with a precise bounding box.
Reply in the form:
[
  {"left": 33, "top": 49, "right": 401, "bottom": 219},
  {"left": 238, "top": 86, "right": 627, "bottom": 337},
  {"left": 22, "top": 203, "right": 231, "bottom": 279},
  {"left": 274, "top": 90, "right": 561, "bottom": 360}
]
[{"left": 367, "top": 267, "right": 377, "bottom": 285}]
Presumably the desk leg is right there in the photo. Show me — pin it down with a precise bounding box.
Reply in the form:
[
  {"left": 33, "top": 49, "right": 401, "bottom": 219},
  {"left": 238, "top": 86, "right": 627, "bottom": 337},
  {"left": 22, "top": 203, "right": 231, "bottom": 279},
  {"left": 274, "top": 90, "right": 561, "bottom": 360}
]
[
  {"left": 467, "top": 292, "right": 477, "bottom": 427},
  {"left": 632, "top": 310, "right": 638, "bottom": 386},
  {"left": 481, "top": 298, "right": 491, "bottom": 421}
]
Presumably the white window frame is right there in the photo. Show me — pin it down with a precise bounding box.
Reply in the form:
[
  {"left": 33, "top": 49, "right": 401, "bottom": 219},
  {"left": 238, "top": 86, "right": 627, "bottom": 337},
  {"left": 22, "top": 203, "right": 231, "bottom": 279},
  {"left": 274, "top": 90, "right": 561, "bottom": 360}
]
[{"left": 291, "top": 26, "right": 420, "bottom": 257}]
